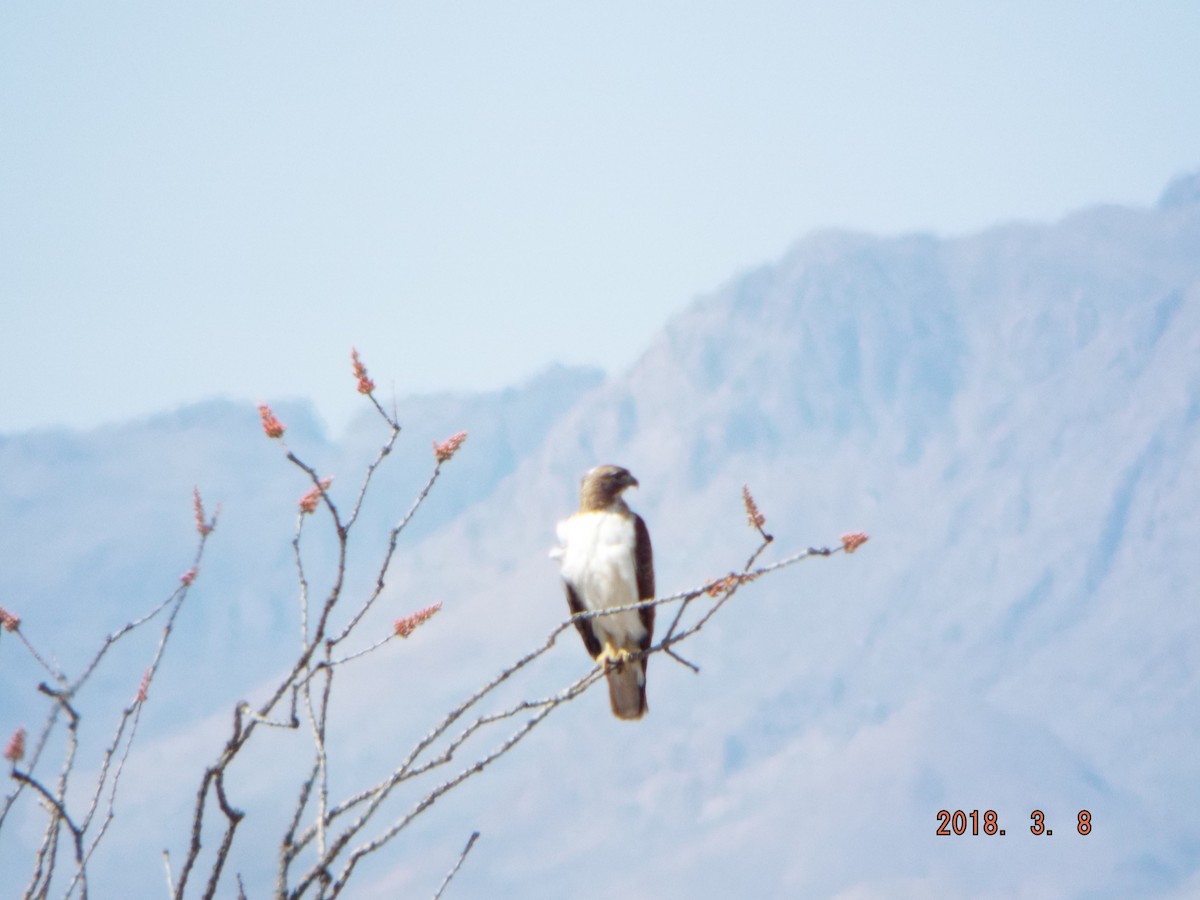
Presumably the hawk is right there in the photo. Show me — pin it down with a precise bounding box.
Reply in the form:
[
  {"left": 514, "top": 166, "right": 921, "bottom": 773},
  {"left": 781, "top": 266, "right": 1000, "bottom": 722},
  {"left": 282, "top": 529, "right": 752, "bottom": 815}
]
[{"left": 553, "top": 465, "right": 655, "bottom": 720}]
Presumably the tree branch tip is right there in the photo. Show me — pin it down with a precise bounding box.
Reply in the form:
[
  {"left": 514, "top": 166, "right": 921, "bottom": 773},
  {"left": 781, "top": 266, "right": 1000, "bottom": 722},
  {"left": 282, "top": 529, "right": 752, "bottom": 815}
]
[
  {"left": 664, "top": 647, "right": 701, "bottom": 674},
  {"left": 37, "top": 681, "right": 68, "bottom": 701},
  {"left": 163, "top": 849, "right": 176, "bottom": 897},
  {"left": 432, "top": 829, "right": 483, "bottom": 900}
]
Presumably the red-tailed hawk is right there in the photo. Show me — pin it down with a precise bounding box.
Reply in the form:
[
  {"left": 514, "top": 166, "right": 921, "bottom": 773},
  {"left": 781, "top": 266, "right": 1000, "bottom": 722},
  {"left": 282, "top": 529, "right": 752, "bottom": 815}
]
[{"left": 553, "top": 465, "right": 655, "bottom": 720}]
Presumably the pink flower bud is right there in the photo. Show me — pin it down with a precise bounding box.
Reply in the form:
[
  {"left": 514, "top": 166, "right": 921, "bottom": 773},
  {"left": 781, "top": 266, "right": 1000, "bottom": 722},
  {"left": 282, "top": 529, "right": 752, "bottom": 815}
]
[
  {"left": 840, "top": 532, "right": 869, "bottom": 554},
  {"left": 351, "top": 347, "right": 376, "bottom": 395},
  {"left": 258, "top": 404, "right": 286, "bottom": 439},
  {"left": 393, "top": 602, "right": 443, "bottom": 638},
  {"left": 433, "top": 431, "right": 467, "bottom": 463},
  {"left": 193, "top": 487, "right": 215, "bottom": 536},
  {"left": 299, "top": 477, "right": 334, "bottom": 514},
  {"left": 4, "top": 727, "right": 25, "bottom": 764}
]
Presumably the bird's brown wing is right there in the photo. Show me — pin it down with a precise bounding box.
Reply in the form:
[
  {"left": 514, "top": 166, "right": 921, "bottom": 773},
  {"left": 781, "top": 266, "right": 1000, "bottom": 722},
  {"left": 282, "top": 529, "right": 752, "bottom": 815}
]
[
  {"left": 564, "top": 581, "right": 602, "bottom": 659},
  {"left": 634, "top": 513, "right": 655, "bottom": 652}
]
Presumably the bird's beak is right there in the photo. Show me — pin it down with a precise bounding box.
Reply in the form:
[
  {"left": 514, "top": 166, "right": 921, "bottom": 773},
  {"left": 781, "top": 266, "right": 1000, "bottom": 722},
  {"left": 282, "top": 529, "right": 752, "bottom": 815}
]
[{"left": 626, "top": 474, "right": 639, "bottom": 489}]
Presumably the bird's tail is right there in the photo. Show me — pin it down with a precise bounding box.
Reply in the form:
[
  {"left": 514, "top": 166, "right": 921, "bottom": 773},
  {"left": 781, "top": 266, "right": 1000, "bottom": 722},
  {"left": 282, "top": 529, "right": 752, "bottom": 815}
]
[{"left": 606, "top": 659, "right": 647, "bottom": 720}]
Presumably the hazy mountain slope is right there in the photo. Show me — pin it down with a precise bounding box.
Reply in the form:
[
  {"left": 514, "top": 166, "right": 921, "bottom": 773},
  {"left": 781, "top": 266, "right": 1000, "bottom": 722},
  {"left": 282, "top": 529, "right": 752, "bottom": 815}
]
[
  {"left": 345, "top": 173, "right": 1200, "bottom": 898},
  {"left": 2, "top": 173, "right": 1199, "bottom": 898}
]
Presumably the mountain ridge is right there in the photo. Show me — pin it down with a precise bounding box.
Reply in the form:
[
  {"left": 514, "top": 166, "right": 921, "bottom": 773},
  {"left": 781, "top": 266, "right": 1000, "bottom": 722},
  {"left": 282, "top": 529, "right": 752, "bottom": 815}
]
[{"left": 2, "top": 171, "right": 1199, "bottom": 897}]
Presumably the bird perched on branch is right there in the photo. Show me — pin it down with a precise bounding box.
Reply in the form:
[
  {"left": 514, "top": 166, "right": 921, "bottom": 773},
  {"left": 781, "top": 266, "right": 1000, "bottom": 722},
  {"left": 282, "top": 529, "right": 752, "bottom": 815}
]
[{"left": 553, "top": 465, "right": 655, "bottom": 720}]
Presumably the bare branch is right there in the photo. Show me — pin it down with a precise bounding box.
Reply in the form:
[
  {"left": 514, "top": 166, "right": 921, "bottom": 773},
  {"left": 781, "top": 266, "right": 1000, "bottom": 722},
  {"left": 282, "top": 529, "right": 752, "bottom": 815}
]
[
  {"left": 318, "top": 669, "right": 603, "bottom": 898},
  {"left": 329, "top": 462, "right": 448, "bottom": 647},
  {"left": 432, "top": 831, "right": 480, "bottom": 900},
  {"left": 344, "top": 419, "right": 401, "bottom": 531},
  {"left": 200, "top": 771, "right": 244, "bottom": 900}
]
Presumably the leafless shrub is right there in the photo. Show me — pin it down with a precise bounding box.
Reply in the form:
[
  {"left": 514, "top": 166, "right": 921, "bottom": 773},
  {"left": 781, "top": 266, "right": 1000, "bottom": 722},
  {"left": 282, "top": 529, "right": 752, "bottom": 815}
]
[{"left": 2, "top": 350, "right": 866, "bottom": 899}]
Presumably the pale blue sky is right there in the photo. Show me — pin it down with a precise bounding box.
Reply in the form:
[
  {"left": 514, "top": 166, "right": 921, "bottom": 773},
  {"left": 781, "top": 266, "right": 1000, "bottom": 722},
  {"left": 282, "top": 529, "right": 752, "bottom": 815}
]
[{"left": 3, "top": 2, "right": 1198, "bottom": 434}]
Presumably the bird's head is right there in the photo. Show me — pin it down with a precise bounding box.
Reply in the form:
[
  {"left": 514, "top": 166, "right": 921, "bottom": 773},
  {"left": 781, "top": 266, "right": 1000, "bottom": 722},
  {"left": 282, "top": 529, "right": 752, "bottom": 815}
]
[{"left": 580, "top": 464, "right": 639, "bottom": 510}]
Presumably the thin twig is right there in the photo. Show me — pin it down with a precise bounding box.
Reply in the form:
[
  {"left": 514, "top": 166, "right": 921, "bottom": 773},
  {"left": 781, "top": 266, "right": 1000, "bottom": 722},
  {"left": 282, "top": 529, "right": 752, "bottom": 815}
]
[
  {"left": 344, "top": 418, "right": 401, "bottom": 531},
  {"left": 201, "top": 771, "right": 245, "bottom": 900},
  {"left": 432, "top": 831, "right": 480, "bottom": 900},
  {"left": 294, "top": 514, "right": 313, "bottom": 647},
  {"left": 14, "top": 629, "right": 66, "bottom": 685},
  {"left": 329, "top": 462, "right": 447, "bottom": 647},
  {"left": 163, "top": 850, "right": 176, "bottom": 899},
  {"left": 277, "top": 760, "right": 320, "bottom": 893}
]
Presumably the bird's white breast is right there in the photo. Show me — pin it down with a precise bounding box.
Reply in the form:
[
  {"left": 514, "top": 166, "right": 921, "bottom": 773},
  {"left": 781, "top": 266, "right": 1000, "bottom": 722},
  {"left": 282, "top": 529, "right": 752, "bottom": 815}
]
[{"left": 555, "top": 511, "right": 646, "bottom": 643}]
